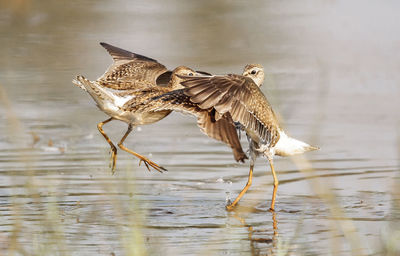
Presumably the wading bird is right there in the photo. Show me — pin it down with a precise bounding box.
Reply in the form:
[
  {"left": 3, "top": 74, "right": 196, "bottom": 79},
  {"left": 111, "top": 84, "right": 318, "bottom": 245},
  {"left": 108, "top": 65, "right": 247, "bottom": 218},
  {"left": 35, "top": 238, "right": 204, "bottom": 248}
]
[
  {"left": 73, "top": 43, "right": 247, "bottom": 174},
  {"left": 174, "top": 64, "right": 318, "bottom": 211}
]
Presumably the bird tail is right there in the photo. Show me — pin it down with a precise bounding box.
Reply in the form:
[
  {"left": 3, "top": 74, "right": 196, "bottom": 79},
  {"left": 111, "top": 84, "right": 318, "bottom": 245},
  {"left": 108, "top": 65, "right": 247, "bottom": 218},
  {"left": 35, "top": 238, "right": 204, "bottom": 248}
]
[
  {"left": 274, "top": 131, "right": 319, "bottom": 157},
  {"left": 72, "top": 75, "right": 92, "bottom": 92},
  {"left": 72, "top": 75, "right": 114, "bottom": 108}
]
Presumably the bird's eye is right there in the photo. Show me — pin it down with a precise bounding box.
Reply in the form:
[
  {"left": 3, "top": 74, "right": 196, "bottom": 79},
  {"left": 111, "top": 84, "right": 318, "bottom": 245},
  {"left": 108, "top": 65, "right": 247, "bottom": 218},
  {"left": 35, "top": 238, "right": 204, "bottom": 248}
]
[
  {"left": 188, "top": 73, "right": 194, "bottom": 76},
  {"left": 251, "top": 70, "right": 257, "bottom": 75}
]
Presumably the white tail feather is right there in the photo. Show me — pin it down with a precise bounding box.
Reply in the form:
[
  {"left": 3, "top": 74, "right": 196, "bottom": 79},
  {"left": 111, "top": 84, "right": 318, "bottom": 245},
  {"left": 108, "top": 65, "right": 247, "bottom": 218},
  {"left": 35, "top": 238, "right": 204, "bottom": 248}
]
[
  {"left": 274, "top": 131, "right": 319, "bottom": 156},
  {"left": 72, "top": 76, "right": 90, "bottom": 92},
  {"left": 72, "top": 75, "right": 112, "bottom": 110}
]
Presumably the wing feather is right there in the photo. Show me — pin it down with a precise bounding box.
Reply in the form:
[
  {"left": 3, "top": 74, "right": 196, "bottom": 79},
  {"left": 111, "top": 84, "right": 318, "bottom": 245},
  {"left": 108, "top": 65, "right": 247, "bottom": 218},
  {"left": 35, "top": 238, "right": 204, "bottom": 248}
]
[
  {"left": 97, "top": 43, "right": 168, "bottom": 90},
  {"left": 142, "top": 90, "right": 248, "bottom": 162},
  {"left": 180, "top": 74, "right": 280, "bottom": 146},
  {"left": 197, "top": 90, "right": 225, "bottom": 109}
]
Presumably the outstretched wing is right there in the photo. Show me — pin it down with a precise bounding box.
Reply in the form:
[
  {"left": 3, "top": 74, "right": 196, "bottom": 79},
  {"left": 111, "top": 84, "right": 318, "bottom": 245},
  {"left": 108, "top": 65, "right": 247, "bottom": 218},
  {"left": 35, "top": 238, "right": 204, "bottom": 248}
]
[
  {"left": 180, "top": 74, "right": 280, "bottom": 147},
  {"left": 97, "top": 42, "right": 169, "bottom": 90},
  {"left": 142, "top": 90, "right": 247, "bottom": 163}
]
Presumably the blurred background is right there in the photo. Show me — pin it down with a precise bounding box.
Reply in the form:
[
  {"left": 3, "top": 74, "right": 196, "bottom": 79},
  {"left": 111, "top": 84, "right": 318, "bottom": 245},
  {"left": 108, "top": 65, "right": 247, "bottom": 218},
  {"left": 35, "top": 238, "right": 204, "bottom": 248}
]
[{"left": 0, "top": 0, "right": 399, "bottom": 255}]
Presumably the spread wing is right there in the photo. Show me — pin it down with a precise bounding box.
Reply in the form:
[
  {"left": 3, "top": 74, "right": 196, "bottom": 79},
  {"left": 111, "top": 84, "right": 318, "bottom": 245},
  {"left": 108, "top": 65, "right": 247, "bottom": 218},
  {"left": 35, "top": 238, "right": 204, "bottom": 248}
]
[
  {"left": 180, "top": 74, "right": 280, "bottom": 147},
  {"left": 141, "top": 90, "right": 247, "bottom": 162},
  {"left": 97, "top": 42, "right": 169, "bottom": 90}
]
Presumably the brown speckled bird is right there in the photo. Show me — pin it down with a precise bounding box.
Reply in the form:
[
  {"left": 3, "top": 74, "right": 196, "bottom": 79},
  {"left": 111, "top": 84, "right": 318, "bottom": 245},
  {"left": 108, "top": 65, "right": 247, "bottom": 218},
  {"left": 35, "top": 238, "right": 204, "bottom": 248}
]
[
  {"left": 175, "top": 64, "right": 319, "bottom": 211},
  {"left": 73, "top": 43, "right": 246, "bottom": 174}
]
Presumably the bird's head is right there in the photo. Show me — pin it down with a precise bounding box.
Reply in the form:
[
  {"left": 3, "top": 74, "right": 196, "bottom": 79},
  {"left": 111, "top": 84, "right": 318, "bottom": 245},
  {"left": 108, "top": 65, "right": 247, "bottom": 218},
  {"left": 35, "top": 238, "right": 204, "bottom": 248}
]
[
  {"left": 169, "top": 66, "right": 198, "bottom": 89},
  {"left": 242, "top": 64, "right": 264, "bottom": 87}
]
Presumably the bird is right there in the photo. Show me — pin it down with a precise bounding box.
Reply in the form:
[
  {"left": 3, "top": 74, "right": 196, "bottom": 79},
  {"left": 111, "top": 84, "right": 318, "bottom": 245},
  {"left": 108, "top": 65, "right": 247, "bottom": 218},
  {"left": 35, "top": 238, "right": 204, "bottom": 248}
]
[
  {"left": 72, "top": 42, "right": 247, "bottom": 174},
  {"left": 174, "top": 64, "right": 319, "bottom": 211}
]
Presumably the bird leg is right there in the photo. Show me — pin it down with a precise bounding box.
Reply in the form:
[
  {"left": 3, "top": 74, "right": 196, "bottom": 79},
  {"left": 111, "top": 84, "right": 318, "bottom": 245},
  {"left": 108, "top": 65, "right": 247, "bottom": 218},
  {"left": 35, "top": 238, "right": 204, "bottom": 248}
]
[
  {"left": 97, "top": 118, "right": 118, "bottom": 174},
  {"left": 117, "top": 124, "right": 167, "bottom": 173},
  {"left": 226, "top": 163, "right": 254, "bottom": 211},
  {"left": 268, "top": 157, "right": 278, "bottom": 211}
]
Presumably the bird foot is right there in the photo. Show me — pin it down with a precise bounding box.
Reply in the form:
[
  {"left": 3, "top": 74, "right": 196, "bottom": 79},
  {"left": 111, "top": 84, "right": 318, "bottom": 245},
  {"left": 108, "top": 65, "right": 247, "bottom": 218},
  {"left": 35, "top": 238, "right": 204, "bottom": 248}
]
[
  {"left": 225, "top": 202, "right": 237, "bottom": 211},
  {"left": 138, "top": 157, "right": 167, "bottom": 173}
]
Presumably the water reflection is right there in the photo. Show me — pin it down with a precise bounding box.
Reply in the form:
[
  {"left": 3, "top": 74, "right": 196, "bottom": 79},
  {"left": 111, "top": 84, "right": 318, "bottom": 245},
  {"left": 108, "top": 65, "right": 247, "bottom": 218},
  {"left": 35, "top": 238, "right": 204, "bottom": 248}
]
[{"left": 233, "top": 210, "right": 279, "bottom": 255}]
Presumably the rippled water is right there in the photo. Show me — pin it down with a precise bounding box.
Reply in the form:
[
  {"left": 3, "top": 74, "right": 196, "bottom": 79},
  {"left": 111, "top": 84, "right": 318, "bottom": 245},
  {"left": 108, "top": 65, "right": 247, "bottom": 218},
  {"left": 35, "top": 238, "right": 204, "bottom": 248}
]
[{"left": 1, "top": 0, "right": 399, "bottom": 255}]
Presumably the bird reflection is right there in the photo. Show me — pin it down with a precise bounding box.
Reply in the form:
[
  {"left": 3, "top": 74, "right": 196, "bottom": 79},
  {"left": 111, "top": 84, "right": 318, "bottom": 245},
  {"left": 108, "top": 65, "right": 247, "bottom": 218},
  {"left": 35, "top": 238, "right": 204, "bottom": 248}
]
[{"left": 232, "top": 210, "right": 279, "bottom": 255}]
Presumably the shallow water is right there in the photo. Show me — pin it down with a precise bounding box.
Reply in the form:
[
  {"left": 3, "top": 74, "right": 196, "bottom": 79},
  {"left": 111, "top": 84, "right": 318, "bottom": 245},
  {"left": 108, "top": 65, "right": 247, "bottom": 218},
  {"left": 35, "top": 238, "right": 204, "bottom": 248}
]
[{"left": 1, "top": 0, "right": 399, "bottom": 255}]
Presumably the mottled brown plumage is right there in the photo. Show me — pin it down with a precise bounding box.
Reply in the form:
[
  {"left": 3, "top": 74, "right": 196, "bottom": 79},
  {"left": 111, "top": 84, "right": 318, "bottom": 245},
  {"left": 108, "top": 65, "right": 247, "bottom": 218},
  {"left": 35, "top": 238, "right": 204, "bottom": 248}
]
[
  {"left": 177, "top": 65, "right": 318, "bottom": 211},
  {"left": 73, "top": 43, "right": 247, "bottom": 174},
  {"left": 181, "top": 74, "right": 281, "bottom": 148},
  {"left": 140, "top": 89, "right": 247, "bottom": 162},
  {"left": 98, "top": 42, "right": 169, "bottom": 90}
]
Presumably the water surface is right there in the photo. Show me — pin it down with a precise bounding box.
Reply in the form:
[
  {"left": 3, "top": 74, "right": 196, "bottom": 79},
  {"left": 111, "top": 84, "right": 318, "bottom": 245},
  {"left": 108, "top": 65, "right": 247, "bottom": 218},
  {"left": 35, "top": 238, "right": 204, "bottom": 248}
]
[{"left": 1, "top": 1, "right": 399, "bottom": 255}]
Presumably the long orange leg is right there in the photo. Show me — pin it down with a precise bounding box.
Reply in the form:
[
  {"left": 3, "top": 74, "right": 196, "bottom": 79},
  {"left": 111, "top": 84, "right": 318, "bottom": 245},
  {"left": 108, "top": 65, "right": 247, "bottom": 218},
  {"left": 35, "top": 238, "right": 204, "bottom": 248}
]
[
  {"left": 268, "top": 157, "right": 278, "bottom": 211},
  {"left": 226, "top": 163, "right": 254, "bottom": 211},
  {"left": 97, "top": 118, "right": 118, "bottom": 174},
  {"left": 117, "top": 124, "right": 167, "bottom": 173}
]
